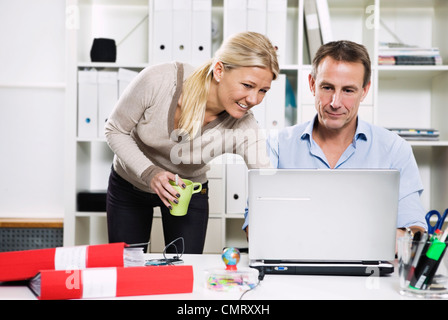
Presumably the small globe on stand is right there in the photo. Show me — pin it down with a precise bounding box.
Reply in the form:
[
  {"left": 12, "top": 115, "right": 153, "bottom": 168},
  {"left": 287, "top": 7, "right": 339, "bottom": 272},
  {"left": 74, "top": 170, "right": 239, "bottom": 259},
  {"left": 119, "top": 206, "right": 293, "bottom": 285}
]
[{"left": 221, "top": 247, "right": 240, "bottom": 271}]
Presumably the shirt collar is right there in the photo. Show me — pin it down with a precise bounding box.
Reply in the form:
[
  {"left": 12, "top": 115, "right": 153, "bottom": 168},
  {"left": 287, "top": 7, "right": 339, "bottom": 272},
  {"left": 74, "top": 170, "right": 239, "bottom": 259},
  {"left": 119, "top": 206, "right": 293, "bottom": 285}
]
[
  {"left": 300, "top": 115, "right": 369, "bottom": 144},
  {"left": 300, "top": 116, "right": 316, "bottom": 141},
  {"left": 354, "top": 118, "right": 369, "bottom": 144}
]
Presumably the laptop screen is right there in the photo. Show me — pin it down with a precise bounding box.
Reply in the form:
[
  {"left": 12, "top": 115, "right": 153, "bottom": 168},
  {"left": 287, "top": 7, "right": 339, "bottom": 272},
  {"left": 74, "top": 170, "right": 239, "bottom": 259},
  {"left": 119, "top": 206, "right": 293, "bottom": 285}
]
[{"left": 248, "top": 169, "right": 399, "bottom": 262}]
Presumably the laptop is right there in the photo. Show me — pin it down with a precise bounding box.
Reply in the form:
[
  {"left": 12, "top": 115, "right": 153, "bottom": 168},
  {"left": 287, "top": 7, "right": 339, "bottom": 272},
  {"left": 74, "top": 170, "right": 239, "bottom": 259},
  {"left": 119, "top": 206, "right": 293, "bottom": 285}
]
[{"left": 248, "top": 169, "right": 400, "bottom": 277}]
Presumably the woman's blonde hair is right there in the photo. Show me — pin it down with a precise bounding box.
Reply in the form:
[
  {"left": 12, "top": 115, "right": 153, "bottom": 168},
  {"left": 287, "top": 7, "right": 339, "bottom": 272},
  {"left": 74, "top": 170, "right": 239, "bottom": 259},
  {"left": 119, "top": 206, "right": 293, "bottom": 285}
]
[{"left": 178, "top": 31, "right": 279, "bottom": 139}]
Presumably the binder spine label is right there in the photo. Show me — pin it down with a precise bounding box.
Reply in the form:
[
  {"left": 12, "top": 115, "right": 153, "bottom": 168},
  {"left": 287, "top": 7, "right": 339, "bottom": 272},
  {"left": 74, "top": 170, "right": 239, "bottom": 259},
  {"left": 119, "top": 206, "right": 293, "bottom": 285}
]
[
  {"left": 54, "top": 246, "right": 87, "bottom": 270},
  {"left": 82, "top": 268, "right": 118, "bottom": 299}
]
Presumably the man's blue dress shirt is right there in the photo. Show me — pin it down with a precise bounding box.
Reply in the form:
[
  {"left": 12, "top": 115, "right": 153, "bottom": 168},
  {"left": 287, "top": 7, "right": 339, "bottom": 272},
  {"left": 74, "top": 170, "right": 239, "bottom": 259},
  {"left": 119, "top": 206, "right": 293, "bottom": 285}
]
[{"left": 243, "top": 116, "right": 427, "bottom": 230}]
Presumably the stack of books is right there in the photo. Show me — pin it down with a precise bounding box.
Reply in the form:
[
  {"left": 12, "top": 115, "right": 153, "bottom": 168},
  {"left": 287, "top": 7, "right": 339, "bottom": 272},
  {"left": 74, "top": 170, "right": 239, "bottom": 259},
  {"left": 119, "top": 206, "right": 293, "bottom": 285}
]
[
  {"left": 388, "top": 128, "right": 440, "bottom": 141},
  {"left": 379, "top": 42, "right": 443, "bottom": 66}
]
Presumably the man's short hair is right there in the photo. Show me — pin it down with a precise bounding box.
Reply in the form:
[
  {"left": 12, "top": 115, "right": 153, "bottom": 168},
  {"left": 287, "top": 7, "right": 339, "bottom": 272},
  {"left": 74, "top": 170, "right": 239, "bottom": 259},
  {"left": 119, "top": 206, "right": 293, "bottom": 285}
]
[{"left": 311, "top": 40, "right": 371, "bottom": 88}]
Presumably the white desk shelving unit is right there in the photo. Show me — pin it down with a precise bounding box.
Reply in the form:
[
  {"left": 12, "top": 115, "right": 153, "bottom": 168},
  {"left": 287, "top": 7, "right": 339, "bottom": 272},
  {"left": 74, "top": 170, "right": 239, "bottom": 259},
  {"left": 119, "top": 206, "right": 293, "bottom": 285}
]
[{"left": 64, "top": 0, "right": 448, "bottom": 252}]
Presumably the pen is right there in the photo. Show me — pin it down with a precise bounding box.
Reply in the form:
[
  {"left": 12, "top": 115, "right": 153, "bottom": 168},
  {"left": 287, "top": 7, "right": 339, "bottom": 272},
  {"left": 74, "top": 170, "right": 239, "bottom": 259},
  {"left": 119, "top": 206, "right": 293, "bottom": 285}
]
[
  {"left": 404, "top": 231, "right": 423, "bottom": 281},
  {"left": 405, "top": 231, "right": 424, "bottom": 283},
  {"left": 440, "top": 227, "right": 448, "bottom": 243},
  {"left": 423, "top": 229, "right": 448, "bottom": 287},
  {"left": 409, "top": 237, "right": 447, "bottom": 290}
]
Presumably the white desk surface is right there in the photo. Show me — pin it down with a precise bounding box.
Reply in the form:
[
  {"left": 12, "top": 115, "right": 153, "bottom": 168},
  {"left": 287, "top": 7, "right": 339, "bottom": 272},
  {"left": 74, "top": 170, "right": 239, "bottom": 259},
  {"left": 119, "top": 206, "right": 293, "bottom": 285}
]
[{"left": 0, "top": 253, "right": 420, "bottom": 300}]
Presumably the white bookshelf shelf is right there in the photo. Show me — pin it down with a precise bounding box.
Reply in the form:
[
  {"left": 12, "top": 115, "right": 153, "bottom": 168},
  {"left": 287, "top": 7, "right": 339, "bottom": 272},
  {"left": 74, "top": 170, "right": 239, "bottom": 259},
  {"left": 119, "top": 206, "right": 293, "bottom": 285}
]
[
  {"left": 77, "top": 62, "right": 149, "bottom": 69},
  {"left": 409, "top": 141, "right": 448, "bottom": 147},
  {"left": 378, "top": 65, "right": 448, "bottom": 79},
  {"left": 76, "top": 211, "right": 106, "bottom": 218}
]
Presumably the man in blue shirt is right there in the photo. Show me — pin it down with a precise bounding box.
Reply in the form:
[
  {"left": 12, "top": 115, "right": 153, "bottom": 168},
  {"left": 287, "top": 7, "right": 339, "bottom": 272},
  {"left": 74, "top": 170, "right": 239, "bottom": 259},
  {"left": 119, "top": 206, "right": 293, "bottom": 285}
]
[{"left": 244, "top": 40, "right": 427, "bottom": 242}]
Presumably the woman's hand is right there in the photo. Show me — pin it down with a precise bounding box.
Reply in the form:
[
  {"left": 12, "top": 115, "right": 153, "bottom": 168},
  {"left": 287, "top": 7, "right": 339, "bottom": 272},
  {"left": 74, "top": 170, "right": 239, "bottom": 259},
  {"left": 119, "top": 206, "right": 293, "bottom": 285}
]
[{"left": 150, "top": 171, "right": 186, "bottom": 209}]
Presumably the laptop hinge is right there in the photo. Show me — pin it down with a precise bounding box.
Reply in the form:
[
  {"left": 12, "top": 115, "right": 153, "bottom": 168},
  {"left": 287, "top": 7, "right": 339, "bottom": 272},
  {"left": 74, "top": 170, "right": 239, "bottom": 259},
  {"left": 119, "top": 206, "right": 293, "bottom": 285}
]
[{"left": 361, "top": 261, "right": 380, "bottom": 265}]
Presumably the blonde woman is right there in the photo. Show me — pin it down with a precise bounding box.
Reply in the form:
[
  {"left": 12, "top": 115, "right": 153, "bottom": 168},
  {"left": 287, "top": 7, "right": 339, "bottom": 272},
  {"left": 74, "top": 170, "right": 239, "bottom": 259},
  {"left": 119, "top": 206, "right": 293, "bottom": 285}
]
[{"left": 105, "top": 32, "right": 279, "bottom": 253}]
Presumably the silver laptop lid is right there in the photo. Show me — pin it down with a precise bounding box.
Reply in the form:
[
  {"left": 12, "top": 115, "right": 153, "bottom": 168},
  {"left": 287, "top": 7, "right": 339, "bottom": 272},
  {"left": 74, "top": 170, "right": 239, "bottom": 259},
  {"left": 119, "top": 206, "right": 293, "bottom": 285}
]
[{"left": 248, "top": 169, "right": 399, "bottom": 262}]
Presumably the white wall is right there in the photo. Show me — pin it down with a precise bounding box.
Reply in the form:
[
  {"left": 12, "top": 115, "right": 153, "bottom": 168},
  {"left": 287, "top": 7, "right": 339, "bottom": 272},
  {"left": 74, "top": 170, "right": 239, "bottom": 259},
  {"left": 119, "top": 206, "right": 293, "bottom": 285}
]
[{"left": 0, "top": 0, "right": 66, "bottom": 217}]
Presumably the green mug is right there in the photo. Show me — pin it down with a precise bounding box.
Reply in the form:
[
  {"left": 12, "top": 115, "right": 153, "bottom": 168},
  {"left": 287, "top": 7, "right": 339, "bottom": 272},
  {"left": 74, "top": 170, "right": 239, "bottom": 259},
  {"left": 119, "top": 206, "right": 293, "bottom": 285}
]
[{"left": 169, "top": 179, "right": 202, "bottom": 216}]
